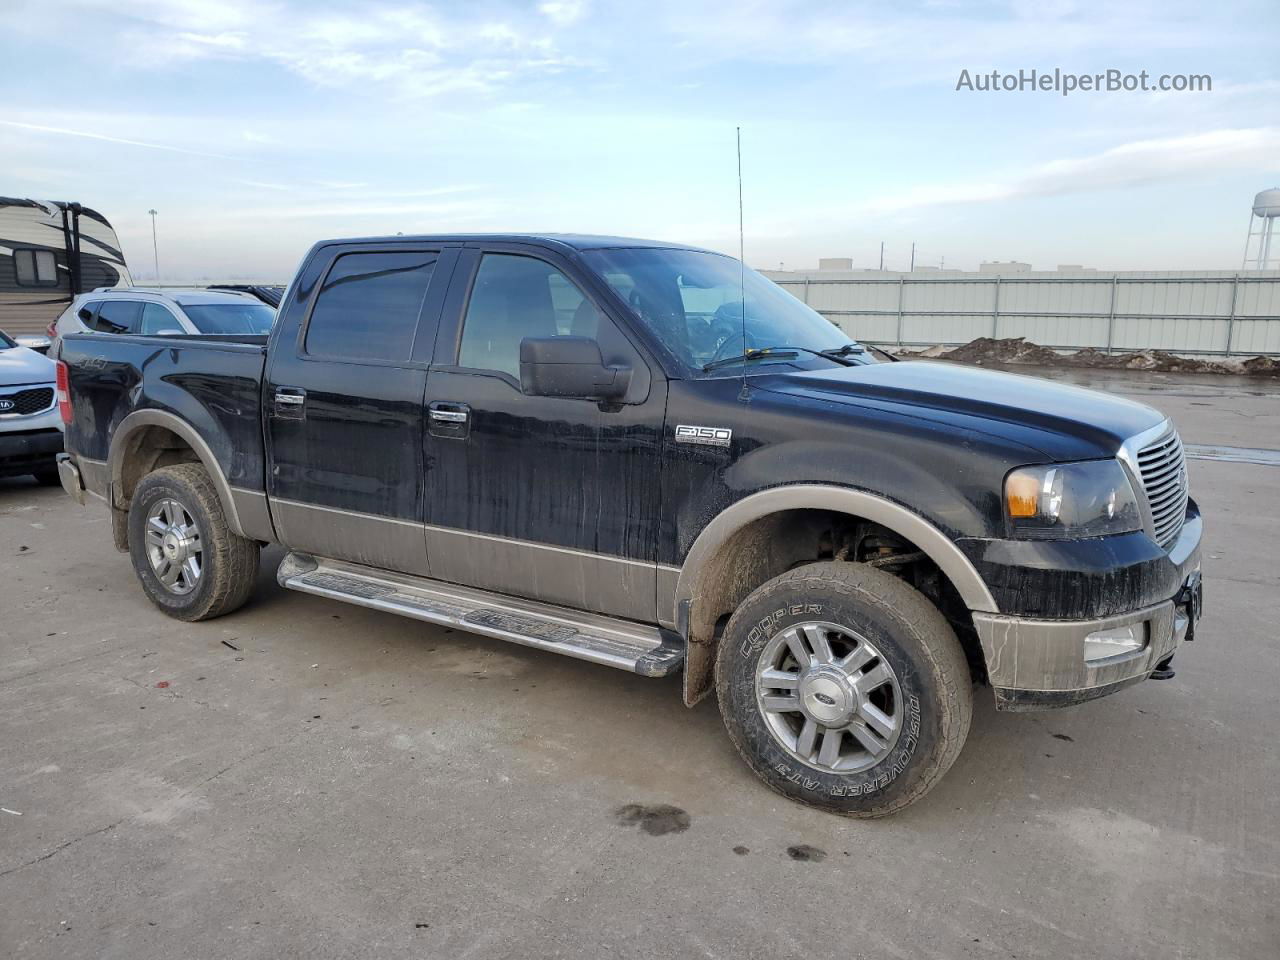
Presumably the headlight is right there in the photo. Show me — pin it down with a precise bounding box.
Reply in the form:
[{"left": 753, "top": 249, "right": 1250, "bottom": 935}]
[{"left": 1004, "top": 459, "right": 1142, "bottom": 539}]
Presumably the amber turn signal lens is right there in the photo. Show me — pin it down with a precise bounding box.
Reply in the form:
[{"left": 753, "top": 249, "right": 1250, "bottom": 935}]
[{"left": 1005, "top": 472, "right": 1040, "bottom": 518}]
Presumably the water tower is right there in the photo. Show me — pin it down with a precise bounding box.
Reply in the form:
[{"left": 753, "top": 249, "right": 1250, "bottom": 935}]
[{"left": 1242, "top": 188, "right": 1280, "bottom": 269}]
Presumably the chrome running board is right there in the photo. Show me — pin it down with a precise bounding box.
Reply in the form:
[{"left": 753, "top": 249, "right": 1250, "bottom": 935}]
[{"left": 277, "top": 553, "right": 684, "bottom": 677}]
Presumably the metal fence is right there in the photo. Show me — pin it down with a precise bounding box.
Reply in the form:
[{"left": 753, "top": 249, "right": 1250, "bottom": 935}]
[{"left": 763, "top": 271, "right": 1280, "bottom": 357}]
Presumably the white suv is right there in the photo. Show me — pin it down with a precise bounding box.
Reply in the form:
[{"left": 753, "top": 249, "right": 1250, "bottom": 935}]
[{"left": 52, "top": 288, "right": 276, "bottom": 340}]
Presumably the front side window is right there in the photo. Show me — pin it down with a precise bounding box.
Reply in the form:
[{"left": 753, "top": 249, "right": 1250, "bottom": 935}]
[
  {"left": 305, "top": 251, "right": 437, "bottom": 361},
  {"left": 458, "top": 254, "right": 602, "bottom": 379},
  {"left": 93, "top": 300, "right": 142, "bottom": 334},
  {"left": 582, "top": 247, "right": 867, "bottom": 376},
  {"left": 14, "top": 249, "right": 58, "bottom": 287},
  {"left": 180, "top": 302, "right": 275, "bottom": 335}
]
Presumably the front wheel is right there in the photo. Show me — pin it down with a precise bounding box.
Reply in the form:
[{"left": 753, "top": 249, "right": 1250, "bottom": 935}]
[
  {"left": 715, "top": 561, "right": 972, "bottom": 818},
  {"left": 127, "top": 463, "right": 260, "bottom": 621}
]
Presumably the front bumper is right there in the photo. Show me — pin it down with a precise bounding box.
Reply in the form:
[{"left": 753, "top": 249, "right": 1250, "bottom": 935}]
[
  {"left": 973, "top": 507, "right": 1202, "bottom": 711},
  {"left": 0, "top": 423, "right": 63, "bottom": 477}
]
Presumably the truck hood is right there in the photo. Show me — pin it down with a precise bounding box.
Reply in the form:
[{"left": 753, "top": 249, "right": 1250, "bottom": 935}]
[
  {"left": 0, "top": 345, "right": 56, "bottom": 387},
  {"left": 754, "top": 360, "right": 1166, "bottom": 462}
]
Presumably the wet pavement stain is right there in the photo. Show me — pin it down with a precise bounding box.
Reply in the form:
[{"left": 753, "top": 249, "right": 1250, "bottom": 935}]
[
  {"left": 613, "top": 803, "right": 691, "bottom": 836},
  {"left": 786, "top": 844, "right": 827, "bottom": 862},
  {"left": 733, "top": 845, "right": 750, "bottom": 856},
  {"left": 1051, "top": 732, "right": 1075, "bottom": 742}
]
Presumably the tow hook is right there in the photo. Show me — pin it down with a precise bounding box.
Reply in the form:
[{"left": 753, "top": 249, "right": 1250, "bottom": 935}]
[{"left": 1150, "top": 654, "right": 1176, "bottom": 680}]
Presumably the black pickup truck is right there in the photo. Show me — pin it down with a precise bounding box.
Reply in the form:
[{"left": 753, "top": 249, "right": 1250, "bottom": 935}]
[{"left": 54, "top": 234, "right": 1203, "bottom": 816}]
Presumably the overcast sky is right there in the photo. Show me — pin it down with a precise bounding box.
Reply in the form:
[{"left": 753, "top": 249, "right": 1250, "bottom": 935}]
[{"left": 2, "top": 0, "right": 1277, "bottom": 280}]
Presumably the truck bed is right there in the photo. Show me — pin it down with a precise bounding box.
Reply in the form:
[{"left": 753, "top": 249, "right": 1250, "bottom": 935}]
[{"left": 58, "top": 332, "right": 269, "bottom": 492}]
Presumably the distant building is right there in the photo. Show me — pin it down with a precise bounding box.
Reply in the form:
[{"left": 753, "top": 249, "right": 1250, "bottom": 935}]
[
  {"left": 1056, "top": 264, "right": 1098, "bottom": 273},
  {"left": 817, "top": 257, "right": 854, "bottom": 271},
  {"left": 978, "top": 260, "right": 1032, "bottom": 274}
]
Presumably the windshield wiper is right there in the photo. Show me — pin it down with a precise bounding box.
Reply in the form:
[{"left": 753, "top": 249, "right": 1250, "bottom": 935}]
[
  {"left": 817, "top": 343, "right": 866, "bottom": 362},
  {"left": 702, "top": 344, "right": 859, "bottom": 372}
]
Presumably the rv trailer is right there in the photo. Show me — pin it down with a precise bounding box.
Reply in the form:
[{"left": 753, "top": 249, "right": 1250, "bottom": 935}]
[{"left": 0, "top": 198, "right": 132, "bottom": 338}]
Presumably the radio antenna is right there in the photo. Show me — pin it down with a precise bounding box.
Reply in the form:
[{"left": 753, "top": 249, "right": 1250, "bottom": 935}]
[{"left": 736, "top": 126, "right": 748, "bottom": 402}]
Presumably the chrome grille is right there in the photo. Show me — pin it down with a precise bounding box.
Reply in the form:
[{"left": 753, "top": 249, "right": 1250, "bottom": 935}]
[{"left": 1136, "top": 429, "right": 1188, "bottom": 548}]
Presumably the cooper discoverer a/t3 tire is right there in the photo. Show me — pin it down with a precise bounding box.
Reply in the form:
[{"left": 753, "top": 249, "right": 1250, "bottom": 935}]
[
  {"left": 127, "top": 463, "right": 260, "bottom": 621},
  {"left": 715, "top": 561, "right": 972, "bottom": 817}
]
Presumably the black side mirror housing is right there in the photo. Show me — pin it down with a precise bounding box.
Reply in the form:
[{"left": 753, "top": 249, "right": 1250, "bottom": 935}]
[{"left": 519, "top": 336, "right": 631, "bottom": 400}]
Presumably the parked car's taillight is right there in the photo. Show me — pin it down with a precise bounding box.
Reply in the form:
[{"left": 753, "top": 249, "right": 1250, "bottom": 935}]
[{"left": 56, "top": 360, "right": 72, "bottom": 425}]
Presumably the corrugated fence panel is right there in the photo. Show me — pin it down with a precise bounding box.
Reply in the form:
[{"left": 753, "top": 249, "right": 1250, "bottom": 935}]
[
  {"left": 904, "top": 313, "right": 993, "bottom": 344},
  {"left": 904, "top": 280, "right": 995, "bottom": 314},
  {"left": 1235, "top": 279, "right": 1280, "bottom": 317},
  {"left": 808, "top": 281, "right": 900, "bottom": 313},
  {"left": 1112, "top": 316, "right": 1229, "bottom": 353},
  {"left": 1231, "top": 320, "right": 1280, "bottom": 354},
  {"left": 830, "top": 314, "right": 898, "bottom": 342},
  {"left": 1115, "top": 280, "right": 1234, "bottom": 318},
  {"left": 999, "top": 280, "right": 1112, "bottom": 315},
  {"left": 998, "top": 314, "right": 1110, "bottom": 347},
  {"left": 761, "top": 270, "right": 1280, "bottom": 356}
]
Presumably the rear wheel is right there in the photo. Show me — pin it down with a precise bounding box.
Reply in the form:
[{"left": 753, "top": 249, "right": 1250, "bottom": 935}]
[
  {"left": 716, "top": 561, "right": 972, "bottom": 818},
  {"left": 127, "top": 464, "right": 259, "bottom": 621}
]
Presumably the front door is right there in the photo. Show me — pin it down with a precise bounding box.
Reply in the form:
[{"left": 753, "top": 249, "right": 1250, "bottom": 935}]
[
  {"left": 265, "top": 245, "right": 456, "bottom": 575},
  {"left": 421, "top": 245, "right": 666, "bottom": 621}
]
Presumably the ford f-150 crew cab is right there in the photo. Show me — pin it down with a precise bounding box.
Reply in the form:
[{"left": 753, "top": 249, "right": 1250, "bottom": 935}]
[{"left": 53, "top": 234, "right": 1203, "bottom": 816}]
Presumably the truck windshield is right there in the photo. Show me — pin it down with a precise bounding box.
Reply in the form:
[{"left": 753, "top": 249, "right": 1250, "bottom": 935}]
[
  {"left": 581, "top": 247, "right": 869, "bottom": 376},
  {"left": 180, "top": 303, "right": 275, "bottom": 335}
]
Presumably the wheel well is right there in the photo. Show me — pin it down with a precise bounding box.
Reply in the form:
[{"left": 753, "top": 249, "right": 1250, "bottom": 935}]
[
  {"left": 116, "top": 426, "right": 202, "bottom": 508},
  {"left": 684, "top": 508, "right": 985, "bottom": 703},
  {"left": 108, "top": 426, "right": 203, "bottom": 551}
]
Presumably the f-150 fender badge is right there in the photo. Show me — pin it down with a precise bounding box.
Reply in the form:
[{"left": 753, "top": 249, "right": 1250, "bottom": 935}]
[{"left": 674, "top": 424, "right": 732, "bottom": 448}]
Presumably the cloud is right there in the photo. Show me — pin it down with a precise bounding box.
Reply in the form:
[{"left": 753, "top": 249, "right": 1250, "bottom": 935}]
[
  {"left": 539, "top": 1, "right": 589, "bottom": 26},
  {"left": 47, "top": 0, "right": 586, "bottom": 100},
  {"left": 0, "top": 119, "right": 233, "bottom": 159},
  {"left": 861, "top": 127, "right": 1280, "bottom": 215}
]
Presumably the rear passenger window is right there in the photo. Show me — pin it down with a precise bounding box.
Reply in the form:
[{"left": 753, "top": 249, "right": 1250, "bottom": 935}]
[
  {"left": 93, "top": 300, "right": 142, "bottom": 334},
  {"left": 305, "top": 251, "right": 437, "bottom": 361},
  {"left": 459, "top": 254, "right": 602, "bottom": 378}
]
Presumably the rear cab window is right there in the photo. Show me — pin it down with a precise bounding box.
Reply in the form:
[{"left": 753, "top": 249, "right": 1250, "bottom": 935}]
[{"left": 304, "top": 251, "right": 438, "bottom": 361}]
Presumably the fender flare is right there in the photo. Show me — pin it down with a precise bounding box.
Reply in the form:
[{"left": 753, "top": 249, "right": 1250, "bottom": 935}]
[
  {"left": 673, "top": 483, "right": 999, "bottom": 621},
  {"left": 107, "top": 409, "right": 248, "bottom": 538}
]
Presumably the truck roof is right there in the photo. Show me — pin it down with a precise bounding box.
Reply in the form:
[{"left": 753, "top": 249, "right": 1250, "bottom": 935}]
[{"left": 319, "top": 233, "right": 724, "bottom": 255}]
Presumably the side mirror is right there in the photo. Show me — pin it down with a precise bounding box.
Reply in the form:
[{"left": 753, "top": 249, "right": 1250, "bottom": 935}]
[{"left": 519, "top": 336, "right": 631, "bottom": 400}]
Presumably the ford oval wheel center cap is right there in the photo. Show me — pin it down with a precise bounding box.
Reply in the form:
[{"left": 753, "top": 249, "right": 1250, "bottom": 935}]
[{"left": 799, "top": 671, "right": 856, "bottom": 725}]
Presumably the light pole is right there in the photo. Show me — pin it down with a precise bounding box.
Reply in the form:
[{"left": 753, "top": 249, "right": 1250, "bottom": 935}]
[{"left": 148, "top": 209, "right": 159, "bottom": 280}]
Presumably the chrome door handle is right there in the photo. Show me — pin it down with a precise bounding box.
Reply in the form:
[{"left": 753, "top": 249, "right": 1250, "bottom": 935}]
[
  {"left": 429, "top": 408, "right": 468, "bottom": 423},
  {"left": 273, "top": 387, "right": 306, "bottom": 419}
]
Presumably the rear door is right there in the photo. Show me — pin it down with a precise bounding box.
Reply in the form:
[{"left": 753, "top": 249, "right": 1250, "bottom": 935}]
[{"left": 264, "top": 244, "right": 457, "bottom": 575}]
